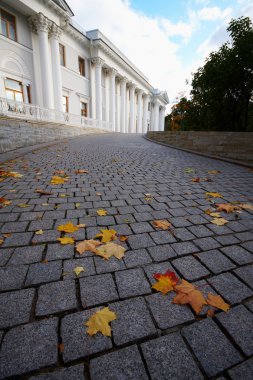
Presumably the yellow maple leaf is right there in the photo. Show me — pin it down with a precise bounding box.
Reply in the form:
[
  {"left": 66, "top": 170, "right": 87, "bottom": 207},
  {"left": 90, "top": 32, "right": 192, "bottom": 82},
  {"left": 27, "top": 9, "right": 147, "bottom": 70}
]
[
  {"left": 206, "top": 293, "right": 230, "bottom": 312},
  {"left": 152, "top": 220, "right": 172, "bottom": 230},
  {"left": 211, "top": 217, "right": 229, "bottom": 226},
  {"left": 76, "top": 239, "right": 102, "bottom": 254},
  {"left": 96, "top": 242, "right": 126, "bottom": 260},
  {"left": 57, "top": 222, "right": 79, "bottom": 233},
  {"left": 97, "top": 209, "right": 108, "bottom": 216},
  {"left": 206, "top": 192, "right": 223, "bottom": 198},
  {"left": 73, "top": 266, "right": 85, "bottom": 276},
  {"left": 17, "top": 203, "right": 30, "bottom": 208},
  {"left": 57, "top": 237, "right": 75, "bottom": 245},
  {"left": 152, "top": 271, "right": 179, "bottom": 295},
  {"left": 0, "top": 239, "right": 4, "bottom": 245},
  {"left": 96, "top": 229, "right": 117, "bottom": 243},
  {"left": 208, "top": 170, "right": 221, "bottom": 174},
  {"left": 50, "top": 176, "right": 67, "bottom": 185},
  {"left": 9, "top": 171, "right": 23, "bottom": 178},
  {"left": 85, "top": 307, "right": 117, "bottom": 337},
  {"left": 35, "top": 229, "right": 43, "bottom": 235}
]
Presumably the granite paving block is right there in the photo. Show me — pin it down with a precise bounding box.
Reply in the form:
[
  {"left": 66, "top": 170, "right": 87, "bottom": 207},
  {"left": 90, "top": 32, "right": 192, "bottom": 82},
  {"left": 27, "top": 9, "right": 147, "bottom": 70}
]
[
  {"left": 0, "top": 288, "right": 35, "bottom": 328},
  {"left": 141, "top": 333, "right": 203, "bottom": 380},
  {"left": 173, "top": 227, "right": 195, "bottom": 241},
  {"left": 221, "top": 245, "right": 253, "bottom": 265},
  {"left": 217, "top": 305, "right": 253, "bottom": 356},
  {"left": 215, "top": 234, "right": 240, "bottom": 246},
  {"left": 0, "top": 265, "right": 28, "bottom": 291},
  {"left": 241, "top": 241, "right": 253, "bottom": 253},
  {"left": 148, "top": 244, "right": 177, "bottom": 261},
  {"left": 124, "top": 249, "right": 152, "bottom": 268},
  {"left": 170, "top": 217, "right": 192, "bottom": 227},
  {"left": 130, "top": 222, "right": 154, "bottom": 233},
  {"left": 32, "top": 229, "right": 60, "bottom": 244},
  {"left": 29, "top": 364, "right": 86, "bottom": 380},
  {"left": 0, "top": 318, "right": 58, "bottom": 378},
  {"left": 134, "top": 212, "right": 153, "bottom": 222},
  {"left": 94, "top": 256, "right": 126, "bottom": 273},
  {"left": 146, "top": 292, "right": 194, "bottom": 329},
  {"left": 110, "top": 297, "right": 157, "bottom": 346},
  {"left": 61, "top": 310, "right": 112, "bottom": 362},
  {"left": 80, "top": 273, "right": 118, "bottom": 307},
  {"left": 196, "top": 249, "right": 236, "bottom": 274},
  {"left": 193, "top": 237, "right": 221, "bottom": 251},
  {"left": 172, "top": 255, "right": 210, "bottom": 280},
  {"left": 2, "top": 231, "right": 33, "bottom": 247},
  {"left": 46, "top": 243, "right": 74, "bottom": 261},
  {"left": 188, "top": 224, "right": 214, "bottom": 238},
  {"left": 149, "top": 230, "right": 176, "bottom": 244},
  {"left": 9, "top": 245, "right": 45, "bottom": 265},
  {"left": 233, "top": 264, "right": 253, "bottom": 289},
  {"left": 115, "top": 268, "right": 151, "bottom": 298},
  {"left": 171, "top": 241, "right": 199, "bottom": 256},
  {"left": 206, "top": 224, "right": 232, "bottom": 235},
  {"left": 127, "top": 233, "right": 156, "bottom": 249},
  {"left": 0, "top": 221, "right": 29, "bottom": 233},
  {"left": 245, "top": 299, "right": 253, "bottom": 312},
  {"left": 63, "top": 257, "right": 95, "bottom": 279},
  {"left": 115, "top": 214, "right": 136, "bottom": 224},
  {"left": 208, "top": 272, "right": 253, "bottom": 304},
  {"left": 0, "top": 248, "right": 13, "bottom": 266},
  {"left": 182, "top": 318, "right": 242, "bottom": 377},
  {"left": 36, "top": 280, "right": 77, "bottom": 316},
  {"left": 25, "top": 261, "right": 62, "bottom": 286},
  {"left": 235, "top": 231, "right": 253, "bottom": 242},
  {"left": 228, "top": 357, "right": 253, "bottom": 380},
  {"left": 90, "top": 345, "right": 148, "bottom": 380}
]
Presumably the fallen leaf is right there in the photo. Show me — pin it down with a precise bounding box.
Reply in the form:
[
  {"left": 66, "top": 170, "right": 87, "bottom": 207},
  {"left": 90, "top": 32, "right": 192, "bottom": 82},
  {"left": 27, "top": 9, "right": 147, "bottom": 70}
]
[
  {"left": 152, "top": 220, "right": 172, "bottom": 230},
  {"left": 173, "top": 280, "right": 207, "bottom": 314},
  {"left": 191, "top": 177, "right": 200, "bottom": 182},
  {"left": 54, "top": 170, "right": 65, "bottom": 175},
  {"left": 96, "top": 192, "right": 102, "bottom": 196},
  {"left": 57, "top": 222, "right": 79, "bottom": 233},
  {"left": 75, "top": 203, "right": 80, "bottom": 208},
  {"left": 73, "top": 266, "right": 85, "bottom": 276},
  {"left": 42, "top": 203, "right": 48, "bottom": 206},
  {"left": 41, "top": 259, "right": 48, "bottom": 263},
  {"left": 240, "top": 203, "right": 253, "bottom": 211},
  {"left": 206, "top": 192, "right": 223, "bottom": 198},
  {"left": 208, "top": 170, "right": 221, "bottom": 174},
  {"left": 206, "top": 293, "right": 230, "bottom": 312},
  {"left": 210, "top": 212, "right": 221, "bottom": 217},
  {"left": 96, "top": 229, "right": 117, "bottom": 243},
  {"left": 152, "top": 271, "right": 179, "bottom": 295},
  {"left": 50, "top": 176, "right": 68, "bottom": 185},
  {"left": 17, "top": 203, "right": 30, "bottom": 208},
  {"left": 96, "top": 242, "right": 126, "bottom": 260},
  {"left": 207, "top": 309, "right": 215, "bottom": 318},
  {"left": 85, "top": 307, "right": 117, "bottom": 337},
  {"left": 211, "top": 217, "right": 229, "bottom": 226},
  {"left": 119, "top": 235, "right": 128, "bottom": 242},
  {"left": 58, "top": 343, "right": 64, "bottom": 353},
  {"left": 75, "top": 169, "right": 89, "bottom": 174},
  {"left": 77, "top": 224, "right": 86, "bottom": 228},
  {"left": 185, "top": 168, "right": 195, "bottom": 173},
  {"left": 0, "top": 197, "right": 11, "bottom": 206},
  {"left": 57, "top": 237, "right": 75, "bottom": 245},
  {"left": 76, "top": 239, "right": 102, "bottom": 254},
  {"left": 9, "top": 189, "right": 16, "bottom": 192},
  {"left": 97, "top": 209, "right": 108, "bottom": 216},
  {"left": 3, "top": 233, "right": 11, "bottom": 238},
  {"left": 0, "top": 239, "right": 4, "bottom": 245},
  {"left": 216, "top": 203, "right": 241, "bottom": 213},
  {"left": 35, "top": 189, "right": 52, "bottom": 195},
  {"left": 35, "top": 229, "right": 43, "bottom": 235}
]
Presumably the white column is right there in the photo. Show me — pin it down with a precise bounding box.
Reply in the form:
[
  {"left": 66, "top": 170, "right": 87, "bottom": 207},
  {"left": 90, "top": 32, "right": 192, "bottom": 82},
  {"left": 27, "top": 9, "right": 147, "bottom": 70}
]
[
  {"left": 109, "top": 68, "right": 117, "bottom": 131},
  {"left": 115, "top": 79, "right": 120, "bottom": 132},
  {"left": 22, "top": 83, "right": 29, "bottom": 103},
  {"left": 142, "top": 94, "right": 149, "bottom": 133},
  {"left": 104, "top": 70, "right": 110, "bottom": 122},
  {"left": 129, "top": 83, "right": 136, "bottom": 133},
  {"left": 120, "top": 77, "right": 127, "bottom": 133},
  {"left": 154, "top": 101, "right": 160, "bottom": 131},
  {"left": 92, "top": 57, "right": 104, "bottom": 121},
  {"left": 50, "top": 23, "right": 63, "bottom": 112},
  {"left": 89, "top": 62, "right": 96, "bottom": 118},
  {"left": 0, "top": 74, "right": 6, "bottom": 98},
  {"left": 159, "top": 106, "right": 166, "bottom": 131},
  {"left": 137, "top": 89, "right": 143, "bottom": 133}
]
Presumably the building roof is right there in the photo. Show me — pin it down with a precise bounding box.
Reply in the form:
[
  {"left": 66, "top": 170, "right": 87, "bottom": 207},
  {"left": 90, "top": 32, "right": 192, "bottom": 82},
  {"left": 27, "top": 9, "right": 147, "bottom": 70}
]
[{"left": 52, "top": 0, "right": 74, "bottom": 16}]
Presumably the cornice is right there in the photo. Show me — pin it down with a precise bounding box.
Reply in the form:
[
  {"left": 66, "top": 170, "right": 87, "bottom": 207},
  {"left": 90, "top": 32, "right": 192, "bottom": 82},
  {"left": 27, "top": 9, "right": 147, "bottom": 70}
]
[{"left": 61, "top": 19, "right": 90, "bottom": 47}]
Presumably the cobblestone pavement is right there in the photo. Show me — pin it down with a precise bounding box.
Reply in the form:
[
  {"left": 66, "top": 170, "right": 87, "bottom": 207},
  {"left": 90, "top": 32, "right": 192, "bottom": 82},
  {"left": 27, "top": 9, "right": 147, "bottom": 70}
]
[{"left": 0, "top": 134, "right": 253, "bottom": 379}]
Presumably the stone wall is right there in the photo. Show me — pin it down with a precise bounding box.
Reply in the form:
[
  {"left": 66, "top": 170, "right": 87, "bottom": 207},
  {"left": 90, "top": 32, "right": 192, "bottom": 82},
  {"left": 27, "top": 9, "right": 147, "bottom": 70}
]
[
  {"left": 147, "top": 131, "right": 253, "bottom": 164},
  {"left": 0, "top": 118, "right": 106, "bottom": 153}
]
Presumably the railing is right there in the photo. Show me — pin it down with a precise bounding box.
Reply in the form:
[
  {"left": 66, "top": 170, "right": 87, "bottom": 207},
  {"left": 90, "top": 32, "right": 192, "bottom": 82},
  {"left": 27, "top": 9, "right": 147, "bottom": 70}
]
[{"left": 0, "top": 97, "right": 112, "bottom": 131}]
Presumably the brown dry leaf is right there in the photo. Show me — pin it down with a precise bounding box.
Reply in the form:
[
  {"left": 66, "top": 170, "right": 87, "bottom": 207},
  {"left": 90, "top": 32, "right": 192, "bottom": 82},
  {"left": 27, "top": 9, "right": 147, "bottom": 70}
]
[
  {"left": 35, "top": 189, "right": 52, "bottom": 195},
  {"left": 191, "top": 177, "right": 200, "bottom": 182},
  {"left": 240, "top": 203, "right": 253, "bottom": 211},
  {"left": 207, "top": 309, "right": 215, "bottom": 318},
  {"left": 96, "top": 242, "right": 126, "bottom": 260},
  {"left": 57, "top": 222, "right": 79, "bottom": 233},
  {"left": 206, "top": 192, "right": 223, "bottom": 198},
  {"left": 216, "top": 203, "right": 242, "bottom": 213},
  {"left": 152, "top": 220, "right": 172, "bottom": 230},
  {"left": 85, "top": 307, "right": 117, "bottom": 337},
  {"left": 50, "top": 176, "right": 68, "bottom": 185},
  {"left": 0, "top": 239, "right": 4, "bottom": 245},
  {"left": 96, "top": 192, "right": 102, "bottom": 196},
  {"left": 57, "top": 237, "right": 75, "bottom": 245},
  {"left": 35, "top": 229, "right": 43, "bottom": 235},
  {"left": 97, "top": 209, "right": 108, "bottom": 216},
  {"left": 76, "top": 239, "right": 102, "bottom": 254},
  {"left": 59, "top": 343, "right": 64, "bottom": 353},
  {"left": 206, "top": 293, "right": 230, "bottom": 312},
  {"left": 119, "top": 235, "right": 128, "bottom": 242},
  {"left": 3, "top": 233, "right": 11, "bottom": 238},
  {"left": 75, "top": 169, "right": 89, "bottom": 174},
  {"left": 208, "top": 170, "right": 221, "bottom": 174},
  {"left": 0, "top": 197, "right": 12, "bottom": 206},
  {"left": 54, "top": 170, "right": 65, "bottom": 175},
  {"left": 96, "top": 229, "right": 117, "bottom": 243},
  {"left": 173, "top": 279, "right": 207, "bottom": 315},
  {"left": 211, "top": 217, "right": 229, "bottom": 226}
]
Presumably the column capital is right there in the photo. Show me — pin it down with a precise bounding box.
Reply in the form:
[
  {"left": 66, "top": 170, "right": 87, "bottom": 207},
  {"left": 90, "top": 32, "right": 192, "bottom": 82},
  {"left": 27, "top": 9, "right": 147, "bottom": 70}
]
[
  {"left": 143, "top": 93, "right": 150, "bottom": 99},
  {"left": 129, "top": 82, "right": 137, "bottom": 91},
  {"left": 137, "top": 88, "right": 144, "bottom": 95},
  {"left": 160, "top": 105, "right": 166, "bottom": 111},
  {"left": 108, "top": 68, "right": 118, "bottom": 77},
  {"left": 91, "top": 57, "right": 105, "bottom": 67},
  {"left": 120, "top": 76, "right": 128, "bottom": 85},
  {"left": 28, "top": 12, "right": 51, "bottom": 33},
  {"left": 50, "top": 22, "right": 62, "bottom": 39}
]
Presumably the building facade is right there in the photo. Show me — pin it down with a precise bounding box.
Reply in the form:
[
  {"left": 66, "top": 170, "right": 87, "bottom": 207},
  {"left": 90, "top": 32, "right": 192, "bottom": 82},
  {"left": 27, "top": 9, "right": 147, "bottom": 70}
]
[{"left": 0, "top": 0, "right": 169, "bottom": 133}]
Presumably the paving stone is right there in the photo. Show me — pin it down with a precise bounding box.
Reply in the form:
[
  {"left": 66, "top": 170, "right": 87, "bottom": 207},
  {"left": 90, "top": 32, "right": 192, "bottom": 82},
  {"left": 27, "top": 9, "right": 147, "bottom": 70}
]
[
  {"left": 90, "top": 345, "right": 148, "bottom": 380},
  {"left": 36, "top": 280, "right": 77, "bottom": 316},
  {"left": 80, "top": 273, "right": 119, "bottom": 307},
  {"left": 2, "top": 231, "right": 33, "bottom": 247},
  {"left": 245, "top": 299, "right": 253, "bottom": 312},
  {"left": 172, "top": 255, "right": 210, "bottom": 280},
  {"left": 147, "top": 244, "right": 177, "bottom": 261},
  {"left": 46, "top": 243, "right": 74, "bottom": 261},
  {"left": 241, "top": 240, "right": 253, "bottom": 253},
  {"left": 206, "top": 223, "right": 232, "bottom": 235},
  {"left": 233, "top": 264, "right": 253, "bottom": 289},
  {"left": 96, "top": 215, "right": 115, "bottom": 226},
  {"left": 19, "top": 211, "right": 43, "bottom": 221},
  {"left": 0, "top": 221, "right": 29, "bottom": 233},
  {"left": 146, "top": 292, "right": 194, "bottom": 329},
  {"left": 110, "top": 223, "right": 133, "bottom": 235},
  {"left": 134, "top": 212, "right": 153, "bottom": 222},
  {"left": 63, "top": 258, "right": 95, "bottom": 279},
  {"left": 173, "top": 227, "right": 196, "bottom": 241},
  {"left": 0, "top": 248, "right": 13, "bottom": 266},
  {"left": 220, "top": 245, "right": 253, "bottom": 265},
  {"left": 188, "top": 224, "right": 214, "bottom": 238},
  {"left": 217, "top": 305, "right": 253, "bottom": 356},
  {"left": 127, "top": 233, "right": 156, "bottom": 249},
  {"left": 182, "top": 318, "right": 242, "bottom": 377},
  {"left": 193, "top": 237, "right": 221, "bottom": 251},
  {"left": 25, "top": 261, "right": 62, "bottom": 286},
  {"left": 115, "top": 268, "right": 151, "bottom": 298},
  {"left": 29, "top": 364, "right": 86, "bottom": 380},
  {"left": 144, "top": 262, "right": 175, "bottom": 284},
  {"left": 235, "top": 231, "right": 253, "bottom": 242},
  {"left": 0, "top": 212, "right": 19, "bottom": 222},
  {"left": 43, "top": 210, "right": 66, "bottom": 220},
  {"left": 32, "top": 229, "right": 60, "bottom": 244},
  {"left": 170, "top": 217, "right": 192, "bottom": 227},
  {"left": 9, "top": 245, "right": 45, "bottom": 265},
  {"left": 0, "top": 265, "right": 28, "bottom": 291},
  {"left": 110, "top": 297, "right": 157, "bottom": 345},
  {"left": 130, "top": 222, "right": 154, "bottom": 233},
  {"left": 196, "top": 249, "right": 236, "bottom": 274},
  {"left": 215, "top": 234, "right": 240, "bottom": 246},
  {"left": 141, "top": 333, "right": 203, "bottom": 380},
  {"left": 0, "top": 318, "right": 58, "bottom": 378},
  {"left": 171, "top": 241, "right": 199, "bottom": 256},
  {"left": 149, "top": 231, "right": 176, "bottom": 244},
  {"left": 228, "top": 357, "right": 253, "bottom": 380},
  {"left": 208, "top": 272, "right": 253, "bottom": 304},
  {"left": 94, "top": 256, "right": 126, "bottom": 273},
  {"left": 124, "top": 249, "right": 152, "bottom": 268},
  {"left": 61, "top": 310, "right": 112, "bottom": 362},
  {"left": 0, "top": 288, "right": 35, "bottom": 328}
]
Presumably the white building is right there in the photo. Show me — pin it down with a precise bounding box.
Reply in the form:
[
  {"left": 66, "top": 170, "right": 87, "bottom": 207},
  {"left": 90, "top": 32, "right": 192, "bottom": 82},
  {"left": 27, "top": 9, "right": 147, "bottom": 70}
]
[{"left": 0, "top": 0, "right": 169, "bottom": 133}]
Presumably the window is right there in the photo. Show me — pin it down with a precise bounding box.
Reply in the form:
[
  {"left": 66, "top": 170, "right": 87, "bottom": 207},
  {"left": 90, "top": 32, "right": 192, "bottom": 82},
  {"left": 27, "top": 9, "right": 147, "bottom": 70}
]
[
  {"left": 26, "top": 85, "right": 31, "bottom": 104},
  {"left": 0, "top": 9, "right": 16, "bottom": 41},
  {"left": 5, "top": 78, "right": 23, "bottom": 102},
  {"left": 62, "top": 96, "right": 68, "bottom": 113},
  {"left": 78, "top": 57, "right": 85, "bottom": 77},
  {"left": 80, "top": 101, "right": 87, "bottom": 117},
  {"left": 59, "top": 44, "right": 65, "bottom": 66}
]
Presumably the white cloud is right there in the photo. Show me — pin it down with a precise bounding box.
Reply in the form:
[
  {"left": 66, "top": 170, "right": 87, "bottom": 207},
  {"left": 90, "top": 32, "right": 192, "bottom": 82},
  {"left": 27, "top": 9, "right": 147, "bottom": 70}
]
[{"left": 195, "top": 6, "right": 232, "bottom": 21}]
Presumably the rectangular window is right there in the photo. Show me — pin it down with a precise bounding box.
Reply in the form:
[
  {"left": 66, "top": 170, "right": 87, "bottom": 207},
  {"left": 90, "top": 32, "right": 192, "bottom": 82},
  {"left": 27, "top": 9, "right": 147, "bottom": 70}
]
[
  {"left": 26, "top": 85, "right": 31, "bottom": 104},
  {"left": 80, "top": 101, "right": 87, "bottom": 117},
  {"left": 78, "top": 57, "right": 85, "bottom": 77},
  {"left": 5, "top": 78, "right": 23, "bottom": 102},
  {"left": 0, "top": 9, "right": 16, "bottom": 41},
  {"left": 62, "top": 96, "right": 68, "bottom": 113},
  {"left": 59, "top": 44, "right": 65, "bottom": 66}
]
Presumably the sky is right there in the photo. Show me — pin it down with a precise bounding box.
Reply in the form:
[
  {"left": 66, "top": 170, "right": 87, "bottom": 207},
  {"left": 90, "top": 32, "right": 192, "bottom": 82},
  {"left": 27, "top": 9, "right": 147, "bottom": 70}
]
[{"left": 67, "top": 0, "right": 253, "bottom": 105}]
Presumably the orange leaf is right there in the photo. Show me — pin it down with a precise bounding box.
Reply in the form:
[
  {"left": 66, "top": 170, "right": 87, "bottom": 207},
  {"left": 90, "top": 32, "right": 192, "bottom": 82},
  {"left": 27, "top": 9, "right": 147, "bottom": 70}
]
[
  {"left": 59, "top": 343, "right": 64, "bottom": 353},
  {"left": 57, "top": 237, "right": 75, "bottom": 245},
  {"left": 152, "top": 271, "right": 179, "bottom": 295},
  {"left": 152, "top": 220, "right": 172, "bottom": 230},
  {"left": 173, "top": 288, "right": 207, "bottom": 315},
  {"left": 208, "top": 170, "right": 221, "bottom": 174},
  {"left": 97, "top": 209, "right": 107, "bottom": 216},
  {"left": 119, "top": 235, "right": 128, "bottom": 242},
  {"left": 191, "top": 177, "right": 200, "bottom": 182},
  {"left": 75, "top": 169, "right": 89, "bottom": 174},
  {"left": 76, "top": 239, "right": 102, "bottom": 254},
  {"left": 215, "top": 203, "right": 241, "bottom": 213},
  {"left": 206, "top": 192, "right": 223, "bottom": 198},
  {"left": 240, "top": 203, "right": 253, "bottom": 211},
  {"left": 206, "top": 293, "right": 230, "bottom": 312},
  {"left": 57, "top": 222, "right": 79, "bottom": 233},
  {"left": 207, "top": 309, "right": 215, "bottom": 318}
]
